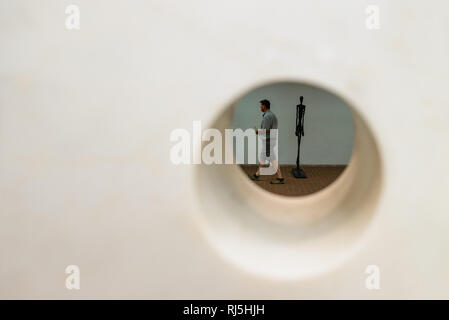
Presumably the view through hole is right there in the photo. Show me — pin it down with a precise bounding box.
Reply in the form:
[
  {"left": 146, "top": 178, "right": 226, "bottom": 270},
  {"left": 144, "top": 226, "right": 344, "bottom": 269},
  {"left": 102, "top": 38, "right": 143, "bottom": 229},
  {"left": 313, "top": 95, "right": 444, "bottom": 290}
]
[{"left": 231, "top": 81, "right": 355, "bottom": 197}]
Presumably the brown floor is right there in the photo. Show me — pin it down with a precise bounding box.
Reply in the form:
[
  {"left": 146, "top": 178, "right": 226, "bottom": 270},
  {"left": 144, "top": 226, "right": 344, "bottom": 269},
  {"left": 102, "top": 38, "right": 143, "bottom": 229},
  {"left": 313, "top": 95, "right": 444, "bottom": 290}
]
[{"left": 240, "top": 165, "right": 347, "bottom": 197}]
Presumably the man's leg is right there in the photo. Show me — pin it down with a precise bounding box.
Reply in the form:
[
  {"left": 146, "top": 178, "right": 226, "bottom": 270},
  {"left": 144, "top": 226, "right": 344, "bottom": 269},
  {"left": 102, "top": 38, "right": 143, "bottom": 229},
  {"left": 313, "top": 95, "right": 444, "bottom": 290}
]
[
  {"left": 249, "top": 155, "right": 266, "bottom": 181},
  {"left": 270, "top": 160, "right": 285, "bottom": 184},
  {"left": 255, "top": 147, "right": 268, "bottom": 177},
  {"left": 272, "top": 160, "right": 283, "bottom": 179},
  {"left": 255, "top": 160, "right": 263, "bottom": 176}
]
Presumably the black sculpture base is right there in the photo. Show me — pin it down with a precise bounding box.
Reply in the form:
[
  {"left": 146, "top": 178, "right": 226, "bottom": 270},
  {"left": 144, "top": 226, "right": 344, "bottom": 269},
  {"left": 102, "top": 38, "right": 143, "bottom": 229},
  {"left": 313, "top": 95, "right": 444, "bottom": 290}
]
[{"left": 292, "top": 167, "right": 307, "bottom": 179}]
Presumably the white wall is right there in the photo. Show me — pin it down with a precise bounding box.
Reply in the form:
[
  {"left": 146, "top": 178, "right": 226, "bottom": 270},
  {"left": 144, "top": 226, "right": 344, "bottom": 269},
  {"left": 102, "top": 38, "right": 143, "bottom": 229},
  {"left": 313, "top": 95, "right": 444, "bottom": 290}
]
[
  {"left": 231, "top": 82, "right": 354, "bottom": 165},
  {"left": 1, "top": 0, "right": 449, "bottom": 299}
]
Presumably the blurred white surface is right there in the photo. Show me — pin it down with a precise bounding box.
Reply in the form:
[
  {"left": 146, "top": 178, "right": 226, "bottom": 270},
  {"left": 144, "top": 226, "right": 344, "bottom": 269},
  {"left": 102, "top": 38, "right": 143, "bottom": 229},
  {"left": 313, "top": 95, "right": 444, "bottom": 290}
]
[{"left": 0, "top": 0, "right": 448, "bottom": 298}]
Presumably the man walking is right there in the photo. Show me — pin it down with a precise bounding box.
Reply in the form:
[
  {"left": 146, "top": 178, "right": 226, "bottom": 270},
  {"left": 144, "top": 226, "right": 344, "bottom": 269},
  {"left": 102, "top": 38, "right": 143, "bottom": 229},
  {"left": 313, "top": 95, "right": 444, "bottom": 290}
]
[{"left": 249, "top": 99, "right": 284, "bottom": 184}]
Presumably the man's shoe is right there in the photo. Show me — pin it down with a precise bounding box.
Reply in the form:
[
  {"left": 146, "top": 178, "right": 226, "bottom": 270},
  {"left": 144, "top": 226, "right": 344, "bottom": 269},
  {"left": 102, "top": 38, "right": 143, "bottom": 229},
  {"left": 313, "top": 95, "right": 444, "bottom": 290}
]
[
  {"left": 270, "top": 178, "right": 285, "bottom": 184},
  {"left": 248, "top": 173, "right": 260, "bottom": 181}
]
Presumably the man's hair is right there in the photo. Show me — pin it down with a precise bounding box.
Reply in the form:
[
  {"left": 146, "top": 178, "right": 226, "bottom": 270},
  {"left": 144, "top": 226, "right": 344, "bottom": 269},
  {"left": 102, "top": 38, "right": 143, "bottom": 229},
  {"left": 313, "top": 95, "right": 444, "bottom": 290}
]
[{"left": 260, "top": 99, "right": 270, "bottom": 109}]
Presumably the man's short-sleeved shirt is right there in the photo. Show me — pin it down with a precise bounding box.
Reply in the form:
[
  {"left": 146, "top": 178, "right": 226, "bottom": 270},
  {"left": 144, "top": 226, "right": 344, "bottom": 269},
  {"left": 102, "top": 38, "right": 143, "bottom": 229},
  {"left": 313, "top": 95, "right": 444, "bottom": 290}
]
[{"left": 260, "top": 110, "right": 278, "bottom": 130}]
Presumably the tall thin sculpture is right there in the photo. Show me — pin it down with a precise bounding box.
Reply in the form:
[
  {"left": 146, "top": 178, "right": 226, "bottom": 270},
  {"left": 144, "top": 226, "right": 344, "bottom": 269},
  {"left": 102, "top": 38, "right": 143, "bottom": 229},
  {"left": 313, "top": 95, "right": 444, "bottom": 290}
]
[{"left": 292, "top": 96, "right": 307, "bottom": 178}]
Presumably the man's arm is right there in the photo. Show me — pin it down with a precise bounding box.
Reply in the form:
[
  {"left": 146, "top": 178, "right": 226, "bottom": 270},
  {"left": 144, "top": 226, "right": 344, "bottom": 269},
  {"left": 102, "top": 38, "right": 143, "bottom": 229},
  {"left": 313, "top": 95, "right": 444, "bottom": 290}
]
[
  {"left": 256, "top": 116, "right": 267, "bottom": 134},
  {"left": 263, "top": 116, "right": 273, "bottom": 133}
]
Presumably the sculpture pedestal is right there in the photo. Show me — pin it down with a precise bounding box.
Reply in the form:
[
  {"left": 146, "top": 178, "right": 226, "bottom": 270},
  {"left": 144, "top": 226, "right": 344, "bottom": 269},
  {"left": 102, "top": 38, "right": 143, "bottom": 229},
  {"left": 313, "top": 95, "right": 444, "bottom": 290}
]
[{"left": 292, "top": 167, "right": 307, "bottom": 179}]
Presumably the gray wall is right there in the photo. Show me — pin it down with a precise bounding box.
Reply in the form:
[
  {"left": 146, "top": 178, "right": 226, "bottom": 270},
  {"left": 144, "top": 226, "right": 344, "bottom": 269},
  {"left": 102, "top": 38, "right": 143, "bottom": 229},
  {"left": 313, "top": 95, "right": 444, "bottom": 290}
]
[{"left": 231, "top": 82, "right": 354, "bottom": 165}]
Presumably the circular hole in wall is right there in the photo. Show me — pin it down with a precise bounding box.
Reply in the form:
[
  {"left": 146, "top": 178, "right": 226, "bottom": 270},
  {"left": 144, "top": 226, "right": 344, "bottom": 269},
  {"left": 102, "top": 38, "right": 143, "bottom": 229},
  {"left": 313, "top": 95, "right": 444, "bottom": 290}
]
[{"left": 194, "top": 80, "right": 383, "bottom": 280}]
